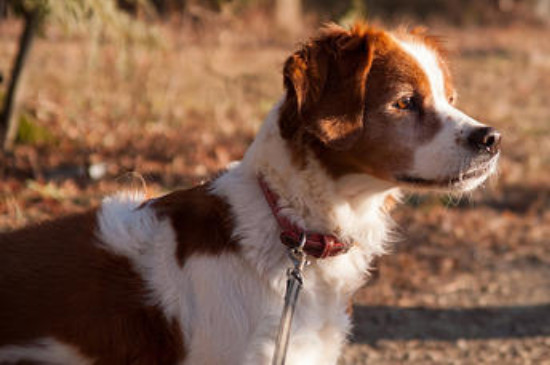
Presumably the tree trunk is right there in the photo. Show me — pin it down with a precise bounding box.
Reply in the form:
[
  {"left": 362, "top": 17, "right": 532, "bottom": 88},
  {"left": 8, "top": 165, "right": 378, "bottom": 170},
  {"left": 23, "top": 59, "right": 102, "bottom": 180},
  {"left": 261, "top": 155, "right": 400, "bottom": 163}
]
[{"left": 0, "top": 9, "right": 39, "bottom": 151}]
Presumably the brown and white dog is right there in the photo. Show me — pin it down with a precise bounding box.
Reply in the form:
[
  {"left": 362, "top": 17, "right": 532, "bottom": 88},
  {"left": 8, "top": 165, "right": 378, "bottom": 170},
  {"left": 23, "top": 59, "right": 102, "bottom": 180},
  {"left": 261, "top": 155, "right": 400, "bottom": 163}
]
[{"left": 0, "top": 23, "right": 500, "bottom": 364}]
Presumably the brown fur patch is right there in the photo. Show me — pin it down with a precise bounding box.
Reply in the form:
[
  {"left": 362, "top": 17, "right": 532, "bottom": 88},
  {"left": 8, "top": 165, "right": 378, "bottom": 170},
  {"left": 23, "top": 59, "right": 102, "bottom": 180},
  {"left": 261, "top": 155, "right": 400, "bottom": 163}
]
[
  {"left": 150, "top": 183, "right": 239, "bottom": 266},
  {"left": 0, "top": 211, "right": 184, "bottom": 363}
]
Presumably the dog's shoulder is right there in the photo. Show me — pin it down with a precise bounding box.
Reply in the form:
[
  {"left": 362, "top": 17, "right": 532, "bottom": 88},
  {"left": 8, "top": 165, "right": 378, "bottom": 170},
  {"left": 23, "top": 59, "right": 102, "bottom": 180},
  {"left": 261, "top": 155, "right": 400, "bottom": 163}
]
[{"left": 148, "top": 183, "right": 240, "bottom": 265}]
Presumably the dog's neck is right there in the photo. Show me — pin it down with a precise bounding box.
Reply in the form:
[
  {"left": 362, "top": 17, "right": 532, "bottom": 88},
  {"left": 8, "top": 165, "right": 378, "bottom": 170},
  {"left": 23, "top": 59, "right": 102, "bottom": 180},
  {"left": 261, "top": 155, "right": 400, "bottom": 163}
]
[
  {"left": 210, "top": 100, "right": 398, "bottom": 294},
  {"left": 230, "top": 101, "right": 399, "bottom": 254}
]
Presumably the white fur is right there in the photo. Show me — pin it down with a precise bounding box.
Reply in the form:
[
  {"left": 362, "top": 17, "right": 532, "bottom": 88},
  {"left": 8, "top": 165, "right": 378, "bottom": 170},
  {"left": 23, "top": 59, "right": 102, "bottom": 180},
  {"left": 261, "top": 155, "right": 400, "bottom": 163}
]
[
  {"left": 398, "top": 40, "right": 498, "bottom": 191},
  {"left": 0, "top": 337, "right": 94, "bottom": 365}
]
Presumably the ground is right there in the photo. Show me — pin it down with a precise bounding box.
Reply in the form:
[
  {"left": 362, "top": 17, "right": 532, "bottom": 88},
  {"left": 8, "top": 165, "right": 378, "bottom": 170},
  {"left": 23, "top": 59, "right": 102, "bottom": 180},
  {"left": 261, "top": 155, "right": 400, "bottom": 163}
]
[{"left": 0, "top": 18, "right": 549, "bottom": 364}]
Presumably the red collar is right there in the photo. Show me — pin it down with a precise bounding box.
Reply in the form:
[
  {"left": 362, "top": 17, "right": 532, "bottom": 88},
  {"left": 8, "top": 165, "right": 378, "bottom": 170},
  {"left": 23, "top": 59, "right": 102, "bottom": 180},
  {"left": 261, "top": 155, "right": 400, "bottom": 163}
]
[{"left": 258, "top": 177, "right": 352, "bottom": 259}]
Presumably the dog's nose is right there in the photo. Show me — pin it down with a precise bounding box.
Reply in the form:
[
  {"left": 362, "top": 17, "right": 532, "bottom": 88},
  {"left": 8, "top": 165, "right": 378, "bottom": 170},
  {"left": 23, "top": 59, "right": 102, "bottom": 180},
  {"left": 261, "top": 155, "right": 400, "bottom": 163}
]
[{"left": 467, "top": 127, "right": 501, "bottom": 155}]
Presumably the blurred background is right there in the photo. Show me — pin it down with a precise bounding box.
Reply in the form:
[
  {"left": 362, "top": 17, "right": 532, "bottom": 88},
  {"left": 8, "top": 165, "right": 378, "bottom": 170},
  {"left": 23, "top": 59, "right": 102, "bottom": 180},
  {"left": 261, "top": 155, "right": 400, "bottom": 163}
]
[{"left": 0, "top": 0, "right": 549, "bottom": 363}]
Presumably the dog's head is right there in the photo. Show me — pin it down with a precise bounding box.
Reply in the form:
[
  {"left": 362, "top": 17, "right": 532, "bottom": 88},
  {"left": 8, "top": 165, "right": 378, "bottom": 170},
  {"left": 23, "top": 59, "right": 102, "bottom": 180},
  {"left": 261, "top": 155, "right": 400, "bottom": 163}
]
[{"left": 279, "top": 23, "right": 501, "bottom": 192}]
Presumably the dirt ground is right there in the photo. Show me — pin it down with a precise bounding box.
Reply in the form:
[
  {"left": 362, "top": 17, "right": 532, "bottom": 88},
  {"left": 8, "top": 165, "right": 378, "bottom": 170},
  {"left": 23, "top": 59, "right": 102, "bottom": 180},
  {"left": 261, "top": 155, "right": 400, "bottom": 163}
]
[{"left": 1, "top": 18, "right": 549, "bottom": 364}]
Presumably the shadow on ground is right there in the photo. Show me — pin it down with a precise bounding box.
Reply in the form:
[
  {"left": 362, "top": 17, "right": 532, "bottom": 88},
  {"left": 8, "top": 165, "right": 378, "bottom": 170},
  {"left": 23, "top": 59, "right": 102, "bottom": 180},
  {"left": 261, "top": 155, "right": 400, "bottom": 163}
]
[{"left": 351, "top": 304, "right": 550, "bottom": 345}]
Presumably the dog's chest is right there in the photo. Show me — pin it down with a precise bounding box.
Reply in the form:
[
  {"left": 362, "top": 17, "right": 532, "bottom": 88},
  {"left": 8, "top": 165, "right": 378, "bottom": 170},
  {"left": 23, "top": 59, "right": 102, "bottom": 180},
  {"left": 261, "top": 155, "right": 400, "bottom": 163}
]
[{"left": 239, "top": 253, "right": 369, "bottom": 365}]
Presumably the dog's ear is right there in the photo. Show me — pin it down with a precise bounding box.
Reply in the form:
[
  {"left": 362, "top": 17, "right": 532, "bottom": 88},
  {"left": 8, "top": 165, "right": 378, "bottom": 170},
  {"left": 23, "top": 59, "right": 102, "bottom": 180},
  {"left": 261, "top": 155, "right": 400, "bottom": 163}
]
[{"left": 279, "top": 23, "right": 375, "bottom": 150}]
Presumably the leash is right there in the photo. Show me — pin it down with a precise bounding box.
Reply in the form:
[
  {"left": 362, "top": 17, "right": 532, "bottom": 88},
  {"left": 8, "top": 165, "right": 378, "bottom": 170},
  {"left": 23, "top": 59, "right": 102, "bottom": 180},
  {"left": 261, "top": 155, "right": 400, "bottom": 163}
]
[{"left": 272, "top": 233, "right": 309, "bottom": 365}]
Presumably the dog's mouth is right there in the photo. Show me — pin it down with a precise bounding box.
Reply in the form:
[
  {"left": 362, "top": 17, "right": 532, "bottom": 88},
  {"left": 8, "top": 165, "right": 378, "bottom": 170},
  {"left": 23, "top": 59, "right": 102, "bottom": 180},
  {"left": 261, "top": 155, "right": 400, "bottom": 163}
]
[{"left": 395, "top": 156, "right": 498, "bottom": 191}]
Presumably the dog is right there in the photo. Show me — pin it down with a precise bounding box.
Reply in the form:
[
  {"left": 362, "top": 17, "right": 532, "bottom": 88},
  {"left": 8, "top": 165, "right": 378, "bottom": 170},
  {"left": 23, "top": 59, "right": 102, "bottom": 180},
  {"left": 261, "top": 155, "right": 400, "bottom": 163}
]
[{"left": 0, "top": 22, "right": 500, "bottom": 364}]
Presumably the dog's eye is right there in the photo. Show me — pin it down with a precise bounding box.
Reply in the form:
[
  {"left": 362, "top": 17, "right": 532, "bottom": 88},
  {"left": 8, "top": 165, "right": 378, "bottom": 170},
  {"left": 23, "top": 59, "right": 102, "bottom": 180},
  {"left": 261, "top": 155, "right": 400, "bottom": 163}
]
[{"left": 393, "top": 96, "right": 416, "bottom": 111}]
